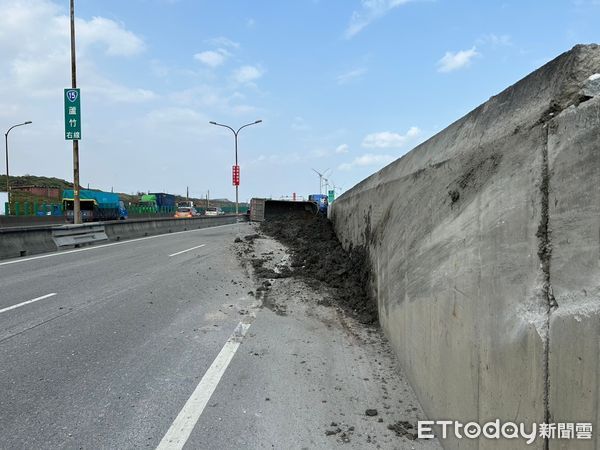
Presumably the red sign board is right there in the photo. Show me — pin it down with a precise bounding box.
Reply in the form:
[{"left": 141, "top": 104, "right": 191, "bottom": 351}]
[{"left": 232, "top": 165, "right": 240, "bottom": 186}]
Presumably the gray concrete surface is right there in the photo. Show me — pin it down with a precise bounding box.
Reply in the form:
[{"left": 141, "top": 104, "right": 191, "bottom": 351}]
[
  {"left": 0, "top": 226, "right": 57, "bottom": 259},
  {"left": 0, "top": 222, "right": 436, "bottom": 448},
  {"left": 192, "top": 230, "right": 441, "bottom": 450},
  {"left": 547, "top": 92, "right": 600, "bottom": 450},
  {"left": 330, "top": 44, "right": 600, "bottom": 449}
]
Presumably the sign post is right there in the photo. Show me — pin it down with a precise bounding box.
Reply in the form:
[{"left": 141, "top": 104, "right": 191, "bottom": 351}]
[
  {"left": 64, "top": 88, "right": 81, "bottom": 140},
  {"left": 328, "top": 189, "right": 335, "bottom": 203},
  {"left": 232, "top": 165, "right": 240, "bottom": 186},
  {"left": 68, "top": 0, "right": 81, "bottom": 224}
]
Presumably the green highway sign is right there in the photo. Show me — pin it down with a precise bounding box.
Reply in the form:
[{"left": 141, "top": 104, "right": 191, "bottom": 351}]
[
  {"left": 328, "top": 189, "right": 335, "bottom": 203},
  {"left": 64, "top": 88, "right": 81, "bottom": 140}
]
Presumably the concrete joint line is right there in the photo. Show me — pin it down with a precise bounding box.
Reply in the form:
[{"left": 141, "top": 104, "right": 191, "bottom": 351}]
[{"left": 539, "top": 124, "right": 558, "bottom": 450}]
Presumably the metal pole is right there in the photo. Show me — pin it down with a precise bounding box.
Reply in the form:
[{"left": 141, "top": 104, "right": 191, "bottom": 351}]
[
  {"left": 234, "top": 131, "right": 238, "bottom": 215},
  {"left": 4, "top": 122, "right": 32, "bottom": 215},
  {"left": 208, "top": 120, "right": 261, "bottom": 216},
  {"left": 70, "top": 0, "right": 81, "bottom": 224},
  {"left": 4, "top": 132, "right": 9, "bottom": 214}
]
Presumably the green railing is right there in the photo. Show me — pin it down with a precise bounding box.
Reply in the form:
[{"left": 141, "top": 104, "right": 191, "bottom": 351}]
[
  {"left": 3, "top": 201, "right": 249, "bottom": 217},
  {"left": 4, "top": 201, "right": 63, "bottom": 216},
  {"left": 127, "top": 205, "right": 177, "bottom": 217}
]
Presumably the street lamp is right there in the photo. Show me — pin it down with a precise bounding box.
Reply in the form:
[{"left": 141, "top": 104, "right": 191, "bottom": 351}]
[
  {"left": 5, "top": 121, "right": 32, "bottom": 214},
  {"left": 209, "top": 119, "right": 262, "bottom": 215}
]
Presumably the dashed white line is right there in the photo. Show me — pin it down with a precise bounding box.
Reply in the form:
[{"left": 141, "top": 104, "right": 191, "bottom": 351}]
[
  {"left": 156, "top": 321, "right": 252, "bottom": 450},
  {"left": 168, "top": 244, "right": 206, "bottom": 257},
  {"left": 0, "top": 293, "right": 57, "bottom": 315}
]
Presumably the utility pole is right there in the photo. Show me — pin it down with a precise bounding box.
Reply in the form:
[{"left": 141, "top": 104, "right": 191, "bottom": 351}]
[
  {"left": 209, "top": 120, "right": 262, "bottom": 215},
  {"left": 70, "top": 0, "right": 81, "bottom": 224}
]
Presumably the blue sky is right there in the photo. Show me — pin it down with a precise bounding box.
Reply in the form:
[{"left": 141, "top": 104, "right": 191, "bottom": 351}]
[{"left": 1, "top": 0, "right": 598, "bottom": 201}]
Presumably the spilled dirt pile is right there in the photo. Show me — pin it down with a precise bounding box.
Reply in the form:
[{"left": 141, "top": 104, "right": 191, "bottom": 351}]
[{"left": 259, "top": 214, "right": 378, "bottom": 325}]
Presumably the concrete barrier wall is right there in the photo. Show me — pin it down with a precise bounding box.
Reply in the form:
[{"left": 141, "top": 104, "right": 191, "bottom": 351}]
[
  {"left": 0, "top": 226, "right": 57, "bottom": 259},
  {"left": 330, "top": 44, "right": 600, "bottom": 449},
  {"left": 103, "top": 215, "right": 238, "bottom": 241},
  {"left": 0, "top": 215, "right": 240, "bottom": 260}
]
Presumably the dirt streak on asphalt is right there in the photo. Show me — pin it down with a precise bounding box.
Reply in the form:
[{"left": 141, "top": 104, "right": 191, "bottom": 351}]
[{"left": 231, "top": 219, "right": 441, "bottom": 449}]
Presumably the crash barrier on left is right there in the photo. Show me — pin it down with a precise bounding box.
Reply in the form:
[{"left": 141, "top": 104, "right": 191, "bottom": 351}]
[
  {"left": 0, "top": 226, "right": 58, "bottom": 259},
  {"left": 0, "top": 215, "right": 244, "bottom": 260},
  {"left": 52, "top": 225, "right": 109, "bottom": 248}
]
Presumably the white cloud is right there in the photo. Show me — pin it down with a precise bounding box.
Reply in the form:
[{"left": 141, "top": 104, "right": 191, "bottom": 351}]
[
  {"left": 168, "top": 85, "right": 259, "bottom": 117},
  {"left": 336, "top": 67, "right": 367, "bottom": 85},
  {"left": 0, "top": 0, "right": 150, "bottom": 103},
  {"left": 232, "top": 65, "right": 264, "bottom": 84},
  {"left": 76, "top": 16, "right": 145, "bottom": 56},
  {"left": 206, "top": 36, "right": 240, "bottom": 49},
  {"left": 338, "top": 153, "right": 395, "bottom": 171},
  {"left": 194, "top": 49, "right": 229, "bottom": 68},
  {"left": 231, "top": 104, "right": 259, "bottom": 115},
  {"left": 362, "top": 126, "right": 420, "bottom": 148},
  {"left": 437, "top": 47, "right": 479, "bottom": 73},
  {"left": 345, "top": 0, "right": 413, "bottom": 39},
  {"left": 85, "top": 76, "right": 157, "bottom": 103},
  {"left": 335, "top": 144, "right": 349, "bottom": 154}
]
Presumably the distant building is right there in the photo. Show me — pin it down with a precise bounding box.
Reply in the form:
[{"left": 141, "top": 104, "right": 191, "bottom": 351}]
[{"left": 13, "top": 185, "right": 61, "bottom": 199}]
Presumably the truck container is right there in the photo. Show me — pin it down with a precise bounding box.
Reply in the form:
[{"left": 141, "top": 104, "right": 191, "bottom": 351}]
[
  {"left": 249, "top": 198, "right": 318, "bottom": 222},
  {"left": 151, "top": 193, "right": 176, "bottom": 209},
  {"left": 62, "top": 189, "right": 127, "bottom": 222},
  {"left": 139, "top": 192, "right": 176, "bottom": 213},
  {"left": 308, "top": 194, "right": 328, "bottom": 214}
]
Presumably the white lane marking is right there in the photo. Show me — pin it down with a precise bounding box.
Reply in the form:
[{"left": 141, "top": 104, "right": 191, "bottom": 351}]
[
  {"left": 168, "top": 244, "right": 206, "bottom": 258},
  {"left": 0, "top": 222, "right": 241, "bottom": 267},
  {"left": 156, "top": 321, "right": 252, "bottom": 450},
  {"left": 0, "top": 293, "right": 57, "bottom": 315}
]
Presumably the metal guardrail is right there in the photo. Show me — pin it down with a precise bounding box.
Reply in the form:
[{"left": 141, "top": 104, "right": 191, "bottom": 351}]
[{"left": 52, "top": 225, "right": 108, "bottom": 248}]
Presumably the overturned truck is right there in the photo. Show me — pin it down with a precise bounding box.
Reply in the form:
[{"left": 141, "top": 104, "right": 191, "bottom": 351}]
[{"left": 249, "top": 198, "right": 318, "bottom": 222}]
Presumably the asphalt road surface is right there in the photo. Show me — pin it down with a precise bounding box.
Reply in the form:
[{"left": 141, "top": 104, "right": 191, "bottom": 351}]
[{"left": 0, "top": 222, "right": 439, "bottom": 449}]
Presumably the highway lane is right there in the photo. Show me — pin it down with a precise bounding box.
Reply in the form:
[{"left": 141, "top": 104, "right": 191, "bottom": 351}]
[
  {"left": 0, "top": 222, "right": 438, "bottom": 449},
  {"left": 0, "top": 223, "right": 258, "bottom": 449},
  {"left": 0, "top": 223, "right": 241, "bottom": 309}
]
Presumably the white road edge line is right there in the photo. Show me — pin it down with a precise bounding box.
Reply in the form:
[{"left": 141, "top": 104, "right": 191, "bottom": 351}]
[
  {"left": 156, "top": 321, "right": 252, "bottom": 450},
  {"left": 0, "top": 293, "right": 57, "bottom": 315},
  {"left": 168, "top": 244, "right": 206, "bottom": 258},
  {"left": 0, "top": 222, "right": 241, "bottom": 267}
]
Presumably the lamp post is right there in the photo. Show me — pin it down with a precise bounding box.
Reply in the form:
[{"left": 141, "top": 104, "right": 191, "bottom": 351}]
[
  {"left": 5, "top": 121, "right": 32, "bottom": 214},
  {"left": 209, "top": 119, "right": 262, "bottom": 215}
]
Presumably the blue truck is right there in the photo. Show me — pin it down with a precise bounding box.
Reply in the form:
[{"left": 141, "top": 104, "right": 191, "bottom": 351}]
[
  {"left": 139, "top": 192, "right": 176, "bottom": 213},
  {"left": 62, "top": 189, "right": 128, "bottom": 222},
  {"left": 308, "top": 194, "right": 329, "bottom": 214}
]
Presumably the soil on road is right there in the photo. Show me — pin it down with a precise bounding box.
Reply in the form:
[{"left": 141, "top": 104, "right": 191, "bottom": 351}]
[{"left": 225, "top": 220, "right": 440, "bottom": 449}]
